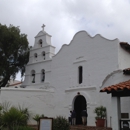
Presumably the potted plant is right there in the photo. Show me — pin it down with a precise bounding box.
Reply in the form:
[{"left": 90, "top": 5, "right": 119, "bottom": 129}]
[{"left": 94, "top": 106, "right": 106, "bottom": 127}]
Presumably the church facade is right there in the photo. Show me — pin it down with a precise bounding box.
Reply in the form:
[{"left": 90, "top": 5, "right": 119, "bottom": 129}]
[{"left": 1, "top": 25, "right": 130, "bottom": 126}]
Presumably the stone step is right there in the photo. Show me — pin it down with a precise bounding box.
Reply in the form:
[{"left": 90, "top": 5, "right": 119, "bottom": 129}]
[
  {"left": 28, "top": 124, "right": 112, "bottom": 130},
  {"left": 70, "top": 125, "right": 112, "bottom": 130}
]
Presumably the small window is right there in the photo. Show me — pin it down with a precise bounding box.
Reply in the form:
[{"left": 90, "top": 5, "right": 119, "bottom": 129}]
[
  {"left": 43, "top": 51, "right": 46, "bottom": 60},
  {"left": 41, "top": 69, "right": 45, "bottom": 82},
  {"left": 121, "top": 113, "right": 129, "bottom": 119},
  {"left": 78, "top": 66, "right": 83, "bottom": 84},
  {"left": 31, "top": 70, "right": 35, "bottom": 83},
  {"left": 34, "top": 53, "right": 37, "bottom": 58},
  {"left": 39, "top": 39, "right": 42, "bottom": 47}
]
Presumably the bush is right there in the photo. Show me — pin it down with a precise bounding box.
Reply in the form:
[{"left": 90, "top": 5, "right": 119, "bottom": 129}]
[
  {"left": 1, "top": 107, "right": 27, "bottom": 129},
  {"left": 0, "top": 102, "right": 32, "bottom": 130},
  {"left": 33, "top": 114, "right": 44, "bottom": 125},
  {"left": 53, "top": 116, "right": 70, "bottom": 130},
  {"left": 17, "top": 105, "right": 32, "bottom": 125},
  {"left": 2, "top": 126, "right": 35, "bottom": 130},
  {"left": 14, "top": 126, "right": 35, "bottom": 130},
  {"left": 0, "top": 105, "right": 3, "bottom": 129}
]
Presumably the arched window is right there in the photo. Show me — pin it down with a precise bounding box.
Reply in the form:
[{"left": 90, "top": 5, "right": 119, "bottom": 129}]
[
  {"left": 78, "top": 66, "right": 83, "bottom": 84},
  {"left": 41, "top": 69, "right": 45, "bottom": 82},
  {"left": 31, "top": 70, "right": 35, "bottom": 83},
  {"left": 42, "top": 51, "right": 46, "bottom": 60},
  {"left": 39, "top": 39, "right": 42, "bottom": 47}
]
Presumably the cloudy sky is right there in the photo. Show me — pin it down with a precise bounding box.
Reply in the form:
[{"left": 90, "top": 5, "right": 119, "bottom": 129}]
[{"left": 0, "top": 0, "right": 130, "bottom": 80}]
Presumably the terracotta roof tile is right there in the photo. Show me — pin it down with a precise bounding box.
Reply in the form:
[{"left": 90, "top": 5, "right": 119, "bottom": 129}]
[
  {"left": 123, "top": 68, "right": 130, "bottom": 75},
  {"left": 100, "top": 80, "right": 130, "bottom": 93},
  {"left": 120, "top": 42, "right": 130, "bottom": 53}
]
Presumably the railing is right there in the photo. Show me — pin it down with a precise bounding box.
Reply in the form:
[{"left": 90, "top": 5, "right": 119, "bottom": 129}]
[{"left": 120, "top": 119, "right": 130, "bottom": 130}]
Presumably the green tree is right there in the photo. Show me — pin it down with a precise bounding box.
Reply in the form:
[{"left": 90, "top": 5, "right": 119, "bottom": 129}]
[{"left": 0, "top": 24, "right": 29, "bottom": 87}]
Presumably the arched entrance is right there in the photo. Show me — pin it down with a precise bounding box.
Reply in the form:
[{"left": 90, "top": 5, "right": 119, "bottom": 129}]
[{"left": 74, "top": 95, "right": 87, "bottom": 124}]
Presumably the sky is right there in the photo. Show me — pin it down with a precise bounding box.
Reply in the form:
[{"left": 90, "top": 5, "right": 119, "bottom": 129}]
[{"left": 0, "top": 0, "right": 130, "bottom": 81}]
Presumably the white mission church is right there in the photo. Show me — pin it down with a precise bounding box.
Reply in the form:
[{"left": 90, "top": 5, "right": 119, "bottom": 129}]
[{"left": 1, "top": 25, "right": 130, "bottom": 128}]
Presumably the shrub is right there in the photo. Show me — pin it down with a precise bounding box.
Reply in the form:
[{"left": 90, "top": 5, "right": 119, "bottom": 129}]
[
  {"left": 1, "top": 101, "right": 11, "bottom": 112},
  {"left": 2, "top": 126, "right": 35, "bottom": 130},
  {"left": 0, "top": 105, "right": 3, "bottom": 129},
  {"left": 1, "top": 107, "right": 27, "bottom": 129},
  {"left": 33, "top": 114, "right": 44, "bottom": 125},
  {"left": 14, "top": 126, "right": 35, "bottom": 130},
  {"left": 53, "top": 116, "right": 70, "bottom": 130},
  {"left": 0, "top": 102, "right": 32, "bottom": 130},
  {"left": 17, "top": 105, "right": 32, "bottom": 125}
]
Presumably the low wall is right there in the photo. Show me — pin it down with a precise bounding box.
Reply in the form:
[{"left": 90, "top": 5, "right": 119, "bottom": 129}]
[{"left": 0, "top": 88, "right": 55, "bottom": 124}]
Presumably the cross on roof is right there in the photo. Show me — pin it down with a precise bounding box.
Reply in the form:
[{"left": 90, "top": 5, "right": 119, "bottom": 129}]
[{"left": 42, "top": 24, "right": 45, "bottom": 31}]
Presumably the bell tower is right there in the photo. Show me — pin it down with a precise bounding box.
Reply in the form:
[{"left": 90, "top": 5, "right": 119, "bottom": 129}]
[
  {"left": 29, "top": 24, "right": 55, "bottom": 64},
  {"left": 23, "top": 25, "right": 55, "bottom": 87}
]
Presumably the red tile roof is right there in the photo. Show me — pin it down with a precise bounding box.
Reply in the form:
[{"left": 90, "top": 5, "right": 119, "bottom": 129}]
[
  {"left": 120, "top": 42, "right": 130, "bottom": 53},
  {"left": 123, "top": 68, "right": 130, "bottom": 75},
  {"left": 100, "top": 80, "right": 130, "bottom": 93}
]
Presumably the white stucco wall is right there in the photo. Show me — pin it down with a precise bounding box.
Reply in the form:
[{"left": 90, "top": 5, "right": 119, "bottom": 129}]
[
  {"left": 44, "top": 31, "right": 121, "bottom": 126},
  {"left": 1, "top": 28, "right": 130, "bottom": 127},
  {"left": 51, "top": 31, "right": 119, "bottom": 89},
  {"left": 1, "top": 88, "right": 56, "bottom": 124},
  {"left": 118, "top": 44, "right": 130, "bottom": 69},
  {"left": 23, "top": 59, "right": 52, "bottom": 87}
]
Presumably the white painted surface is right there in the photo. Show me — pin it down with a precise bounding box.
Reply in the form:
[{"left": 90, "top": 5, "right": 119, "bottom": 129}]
[
  {"left": 1, "top": 27, "right": 130, "bottom": 127},
  {"left": 1, "top": 88, "right": 55, "bottom": 124},
  {"left": 111, "top": 97, "right": 121, "bottom": 130},
  {"left": 118, "top": 44, "right": 130, "bottom": 69}
]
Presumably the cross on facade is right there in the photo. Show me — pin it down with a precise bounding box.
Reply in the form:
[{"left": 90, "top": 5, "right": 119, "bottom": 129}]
[{"left": 42, "top": 24, "right": 45, "bottom": 31}]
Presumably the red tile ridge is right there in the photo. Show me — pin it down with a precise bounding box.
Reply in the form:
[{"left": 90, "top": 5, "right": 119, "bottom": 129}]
[{"left": 100, "top": 80, "right": 130, "bottom": 93}]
